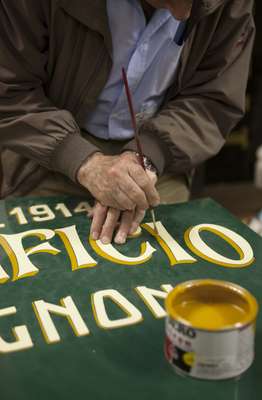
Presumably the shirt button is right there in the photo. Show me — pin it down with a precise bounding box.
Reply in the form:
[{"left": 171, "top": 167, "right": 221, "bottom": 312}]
[{"left": 140, "top": 43, "right": 148, "bottom": 51}]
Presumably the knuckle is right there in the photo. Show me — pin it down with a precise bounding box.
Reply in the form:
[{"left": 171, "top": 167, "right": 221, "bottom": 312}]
[
  {"left": 114, "top": 203, "right": 127, "bottom": 212},
  {"left": 134, "top": 192, "right": 148, "bottom": 206},
  {"left": 102, "top": 222, "right": 113, "bottom": 233},
  {"left": 108, "top": 166, "right": 119, "bottom": 178},
  {"left": 124, "top": 183, "right": 135, "bottom": 193},
  {"left": 139, "top": 177, "right": 149, "bottom": 190},
  {"left": 138, "top": 200, "right": 148, "bottom": 210},
  {"left": 133, "top": 164, "right": 143, "bottom": 173},
  {"left": 135, "top": 212, "right": 146, "bottom": 224},
  {"left": 123, "top": 212, "right": 134, "bottom": 226},
  {"left": 151, "top": 193, "right": 160, "bottom": 206},
  {"left": 96, "top": 202, "right": 107, "bottom": 212},
  {"left": 101, "top": 228, "right": 112, "bottom": 240},
  {"left": 116, "top": 194, "right": 134, "bottom": 211},
  {"left": 108, "top": 207, "right": 117, "bottom": 217},
  {"left": 138, "top": 208, "right": 146, "bottom": 217},
  {"left": 126, "top": 201, "right": 135, "bottom": 211},
  {"left": 100, "top": 193, "right": 108, "bottom": 203},
  {"left": 128, "top": 189, "right": 140, "bottom": 202}
]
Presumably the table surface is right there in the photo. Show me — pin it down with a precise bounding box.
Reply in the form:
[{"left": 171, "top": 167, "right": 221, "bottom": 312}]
[{"left": 0, "top": 196, "right": 261, "bottom": 400}]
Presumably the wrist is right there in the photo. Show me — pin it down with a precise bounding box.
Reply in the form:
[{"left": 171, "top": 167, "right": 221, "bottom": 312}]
[
  {"left": 120, "top": 150, "right": 137, "bottom": 160},
  {"left": 77, "top": 151, "right": 103, "bottom": 183},
  {"left": 135, "top": 153, "right": 158, "bottom": 176}
]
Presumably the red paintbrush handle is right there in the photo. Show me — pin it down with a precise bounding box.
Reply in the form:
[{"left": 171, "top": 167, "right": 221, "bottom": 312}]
[{"left": 121, "top": 67, "right": 146, "bottom": 170}]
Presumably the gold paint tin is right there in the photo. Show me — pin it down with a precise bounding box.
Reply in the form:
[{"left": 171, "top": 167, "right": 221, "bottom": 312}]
[{"left": 165, "top": 279, "right": 259, "bottom": 380}]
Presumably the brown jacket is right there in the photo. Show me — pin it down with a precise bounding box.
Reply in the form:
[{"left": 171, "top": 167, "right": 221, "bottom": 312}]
[{"left": 0, "top": 0, "right": 255, "bottom": 197}]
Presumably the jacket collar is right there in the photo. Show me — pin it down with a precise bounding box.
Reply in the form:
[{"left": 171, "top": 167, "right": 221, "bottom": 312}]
[
  {"left": 185, "top": 0, "right": 227, "bottom": 37},
  {"left": 58, "top": 0, "right": 227, "bottom": 50},
  {"left": 59, "top": 0, "right": 113, "bottom": 54},
  {"left": 194, "top": 0, "right": 227, "bottom": 18}
]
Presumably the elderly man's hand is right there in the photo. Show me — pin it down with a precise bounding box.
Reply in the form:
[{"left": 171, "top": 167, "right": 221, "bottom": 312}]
[
  {"left": 89, "top": 169, "right": 158, "bottom": 244},
  {"left": 89, "top": 203, "right": 146, "bottom": 244},
  {"left": 77, "top": 151, "right": 160, "bottom": 211}
]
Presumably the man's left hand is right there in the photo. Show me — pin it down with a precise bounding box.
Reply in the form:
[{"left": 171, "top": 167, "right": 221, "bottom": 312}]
[{"left": 89, "top": 202, "right": 146, "bottom": 244}]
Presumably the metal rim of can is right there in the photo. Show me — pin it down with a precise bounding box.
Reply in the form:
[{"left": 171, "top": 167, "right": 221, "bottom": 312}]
[{"left": 165, "top": 279, "right": 259, "bottom": 332}]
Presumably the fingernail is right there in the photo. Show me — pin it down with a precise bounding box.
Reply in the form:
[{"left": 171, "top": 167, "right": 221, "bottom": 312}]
[
  {"left": 129, "top": 224, "right": 137, "bottom": 235},
  {"left": 152, "top": 200, "right": 160, "bottom": 207},
  {"left": 115, "top": 234, "right": 126, "bottom": 244},
  {"left": 92, "top": 232, "right": 99, "bottom": 240},
  {"left": 101, "top": 236, "right": 110, "bottom": 244}
]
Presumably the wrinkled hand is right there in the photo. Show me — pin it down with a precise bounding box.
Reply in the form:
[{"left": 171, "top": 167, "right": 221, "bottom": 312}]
[
  {"left": 77, "top": 152, "right": 160, "bottom": 211},
  {"left": 89, "top": 170, "right": 158, "bottom": 244},
  {"left": 89, "top": 203, "right": 146, "bottom": 244}
]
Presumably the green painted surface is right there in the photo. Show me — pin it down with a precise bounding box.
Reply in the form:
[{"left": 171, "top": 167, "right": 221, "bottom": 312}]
[{"left": 0, "top": 196, "right": 261, "bottom": 400}]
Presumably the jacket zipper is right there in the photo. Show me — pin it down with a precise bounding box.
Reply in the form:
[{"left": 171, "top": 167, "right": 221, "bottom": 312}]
[{"left": 74, "top": 47, "right": 107, "bottom": 117}]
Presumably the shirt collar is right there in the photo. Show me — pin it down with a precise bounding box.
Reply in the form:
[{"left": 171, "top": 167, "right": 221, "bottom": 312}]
[{"left": 58, "top": 0, "right": 226, "bottom": 53}]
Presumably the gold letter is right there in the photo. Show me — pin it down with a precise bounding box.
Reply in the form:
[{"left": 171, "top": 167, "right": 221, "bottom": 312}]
[
  {"left": 55, "top": 226, "right": 97, "bottom": 271},
  {"left": 0, "top": 307, "right": 33, "bottom": 353},
  {"left": 92, "top": 290, "right": 143, "bottom": 329},
  {"left": 135, "top": 285, "right": 173, "bottom": 318},
  {"left": 89, "top": 238, "right": 156, "bottom": 265},
  {"left": 0, "top": 265, "right": 9, "bottom": 284},
  {"left": 0, "top": 229, "right": 60, "bottom": 281},
  {"left": 184, "top": 224, "right": 255, "bottom": 268},
  {"left": 33, "top": 296, "right": 90, "bottom": 344},
  {"left": 142, "top": 222, "right": 196, "bottom": 266}
]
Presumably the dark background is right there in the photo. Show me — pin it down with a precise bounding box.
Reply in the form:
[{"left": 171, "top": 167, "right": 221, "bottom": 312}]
[{"left": 193, "top": 2, "right": 262, "bottom": 219}]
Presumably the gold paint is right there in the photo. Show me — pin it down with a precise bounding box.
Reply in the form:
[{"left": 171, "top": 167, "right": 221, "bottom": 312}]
[
  {"left": 89, "top": 237, "right": 153, "bottom": 265},
  {"left": 25, "top": 247, "right": 59, "bottom": 256},
  {"left": 127, "top": 226, "right": 142, "bottom": 239},
  {"left": 60, "top": 298, "right": 89, "bottom": 337},
  {"left": 0, "top": 233, "right": 49, "bottom": 282},
  {"left": 142, "top": 224, "right": 196, "bottom": 266},
  {"left": 56, "top": 231, "right": 96, "bottom": 271},
  {"left": 134, "top": 287, "right": 163, "bottom": 318},
  {"left": 166, "top": 280, "right": 259, "bottom": 331},
  {"left": 184, "top": 227, "right": 255, "bottom": 268},
  {"left": 32, "top": 302, "right": 52, "bottom": 344},
  {"left": 12, "top": 329, "right": 34, "bottom": 353},
  {"left": 175, "top": 301, "right": 248, "bottom": 330},
  {"left": 91, "top": 292, "right": 143, "bottom": 330},
  {"left": 33, "top": 298, "right": 89, "bottom": 344},
  {"left": 134, "top": 286, "right": 171, "bottom": 319},
  {"left": 91, "top": 294, "right": 102, "bottom": 328},
  {"left": 0, "top": 276, "right": 9, "bottom": 284}
]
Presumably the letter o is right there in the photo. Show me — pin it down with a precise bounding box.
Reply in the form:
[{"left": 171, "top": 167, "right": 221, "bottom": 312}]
[{"left": 184, "top": 224, "right": 254, "bottom": 268}]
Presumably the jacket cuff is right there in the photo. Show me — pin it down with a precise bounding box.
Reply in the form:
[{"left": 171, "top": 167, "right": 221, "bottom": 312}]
[
  {"left": 51, "top": 133, "right": 100, "bottom": 183},
  {"left": 122, "top": 132, "right": 167, "bottom": 176}
]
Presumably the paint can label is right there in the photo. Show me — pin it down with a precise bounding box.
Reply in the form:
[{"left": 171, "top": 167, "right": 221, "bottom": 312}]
[{"left": 165, "top": 317, "right": 255, "bottom": 380}]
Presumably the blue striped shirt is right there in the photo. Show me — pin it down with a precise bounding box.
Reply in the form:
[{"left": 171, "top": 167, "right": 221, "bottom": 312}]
[{"left": 83, "top": 0, "right": 184, "bottom": 140}]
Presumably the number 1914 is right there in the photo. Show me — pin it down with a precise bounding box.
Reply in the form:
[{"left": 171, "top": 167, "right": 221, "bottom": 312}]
[{"left": 8, "top": 202, "right": 91, "bottom": 225}]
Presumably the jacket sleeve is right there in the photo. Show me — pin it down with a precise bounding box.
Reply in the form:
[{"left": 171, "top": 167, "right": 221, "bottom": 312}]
[
  {"left": 0, "top": 0, "right": 99, "bottom": 182},
  {"left": 123, "top": 0, "right": 255, "bottom": 176}
]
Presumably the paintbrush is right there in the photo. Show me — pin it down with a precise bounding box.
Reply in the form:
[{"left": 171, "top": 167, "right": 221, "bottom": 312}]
[{"left": 122, "top": 67, "right": 158, "bottom": 235}]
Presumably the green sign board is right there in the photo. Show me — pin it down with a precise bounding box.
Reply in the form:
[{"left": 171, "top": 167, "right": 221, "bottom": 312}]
[{"left": 0, "top": 196, "right": 261, "bottom": 399}]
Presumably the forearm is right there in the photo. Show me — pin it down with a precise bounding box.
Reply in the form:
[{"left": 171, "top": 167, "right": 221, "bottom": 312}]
[{"left": 0, "top": 0, "right": 100, "bottom": 182}]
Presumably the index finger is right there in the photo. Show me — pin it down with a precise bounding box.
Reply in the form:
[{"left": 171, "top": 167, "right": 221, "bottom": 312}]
[
  {"left": 128, "top": 165, "right": 160, "bottom": 207},
  {"left": 90, "top": 203, "right": 108, "bottom": 240}
]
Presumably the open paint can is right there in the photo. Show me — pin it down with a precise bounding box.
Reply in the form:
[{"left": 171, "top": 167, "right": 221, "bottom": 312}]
[{"left": 165, "top": 279, "right": 259, "bottom": 380}]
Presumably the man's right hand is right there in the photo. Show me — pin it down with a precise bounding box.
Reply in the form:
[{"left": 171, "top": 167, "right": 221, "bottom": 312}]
[{"left": 77, "top": 151, "right": 160, "bottom": 210}]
